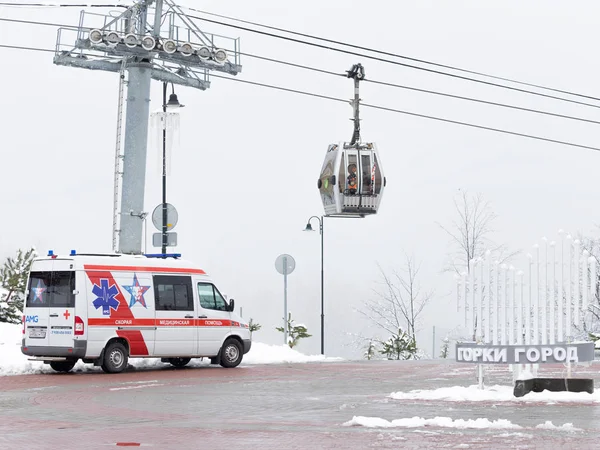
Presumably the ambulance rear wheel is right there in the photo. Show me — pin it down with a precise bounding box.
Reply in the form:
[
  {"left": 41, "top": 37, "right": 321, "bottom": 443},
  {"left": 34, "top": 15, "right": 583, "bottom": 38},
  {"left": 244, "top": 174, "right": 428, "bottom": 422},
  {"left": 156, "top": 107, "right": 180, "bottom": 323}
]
[
  {"left": 220, "top": 338, "right": 242, "bottom": 368},
  {"left": 49, "top": 359, "right": 76, "bottom": 373},
  {"left": 169, "top": 357, "right": 191, "bottom": 368},
  {"left": 101, "top": 342, "right": 129, "bottom": 373}
]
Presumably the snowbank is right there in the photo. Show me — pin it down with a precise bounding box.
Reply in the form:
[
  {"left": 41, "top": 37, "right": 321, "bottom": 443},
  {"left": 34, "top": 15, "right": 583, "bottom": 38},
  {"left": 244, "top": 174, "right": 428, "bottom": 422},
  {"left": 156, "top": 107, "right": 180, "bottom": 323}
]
[
  {"left": 0, "top": 322, "right": 341, "bottom": 376},
  {"left": 344, "top": 416, "right": 580, "bottom": 431},
  {"left": 344, "top": 415, "right": 521, "bottom": 429},
  {"left": 390, "top": 384, "right": 600, "bottom": 403}
]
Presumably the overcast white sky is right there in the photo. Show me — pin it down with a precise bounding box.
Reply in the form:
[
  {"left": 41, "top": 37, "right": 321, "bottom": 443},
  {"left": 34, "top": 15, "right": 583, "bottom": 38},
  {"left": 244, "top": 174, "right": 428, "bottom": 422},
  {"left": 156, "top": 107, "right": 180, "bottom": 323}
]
[{"left": 1, "top": 0, "right": 600, "bottom": 358}]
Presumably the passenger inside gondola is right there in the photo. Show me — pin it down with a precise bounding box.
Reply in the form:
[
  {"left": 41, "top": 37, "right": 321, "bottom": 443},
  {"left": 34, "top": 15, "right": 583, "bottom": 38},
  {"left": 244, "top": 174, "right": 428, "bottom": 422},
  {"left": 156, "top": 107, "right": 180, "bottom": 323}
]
[
  {"left": 361, "top": 155, "right": 371, "bottom": 195},
  {"left": 347, "top": 163, "right": 358, "bottom": 194}
]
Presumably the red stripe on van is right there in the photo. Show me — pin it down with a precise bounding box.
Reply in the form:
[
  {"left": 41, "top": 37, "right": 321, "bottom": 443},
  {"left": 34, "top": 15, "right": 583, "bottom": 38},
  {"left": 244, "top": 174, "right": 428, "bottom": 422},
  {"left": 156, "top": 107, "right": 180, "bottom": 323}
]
[
  {"left": 86, "top": 270, "right": 149, "bottom": 356},
  {"left": 89, "top": 318, "right": 156, "bottom": 327},
  {"left": 88, "top": 318, "right": 233, "bottom": 327},
  {"left": 198, "top": 319, "right": 233, "bottom": 327},
  {"left": 116, "top": 330, "right": 149, "bottom": 356},
  {"left": 84, "top": 265, "right": 206, "bottom": 275}
]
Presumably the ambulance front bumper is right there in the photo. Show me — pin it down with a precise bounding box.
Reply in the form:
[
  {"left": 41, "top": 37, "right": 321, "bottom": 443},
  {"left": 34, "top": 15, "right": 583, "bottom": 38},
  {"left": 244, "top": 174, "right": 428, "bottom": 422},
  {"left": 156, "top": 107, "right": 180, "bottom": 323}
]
[
  {"left": 21, "top": 339, "right": 87, "bottom": 359},
  {"left": 243, "top": 339, "right": 251, "bottom": 354}
]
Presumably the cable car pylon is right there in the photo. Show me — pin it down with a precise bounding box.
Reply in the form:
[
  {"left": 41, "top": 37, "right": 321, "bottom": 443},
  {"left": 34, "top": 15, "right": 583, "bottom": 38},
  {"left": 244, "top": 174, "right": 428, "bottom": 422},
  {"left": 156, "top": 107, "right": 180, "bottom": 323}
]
[{"left": 318, "top": 64, "right": 386, "bottom": 218}]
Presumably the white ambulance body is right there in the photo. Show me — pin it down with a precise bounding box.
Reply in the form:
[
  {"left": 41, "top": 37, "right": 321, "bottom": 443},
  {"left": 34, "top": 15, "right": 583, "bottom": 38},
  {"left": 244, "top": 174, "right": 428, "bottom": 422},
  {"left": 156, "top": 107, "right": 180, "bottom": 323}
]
[{"left": 21, "top": 252, "right": 251, "bottom": 373}]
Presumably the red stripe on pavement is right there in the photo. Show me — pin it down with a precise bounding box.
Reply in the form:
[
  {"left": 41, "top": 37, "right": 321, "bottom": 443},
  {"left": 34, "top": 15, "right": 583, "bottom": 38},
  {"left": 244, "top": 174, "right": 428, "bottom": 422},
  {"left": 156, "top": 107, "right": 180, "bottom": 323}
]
[{"left": 84, "top": 264, "right": 206, "bottom": 274}]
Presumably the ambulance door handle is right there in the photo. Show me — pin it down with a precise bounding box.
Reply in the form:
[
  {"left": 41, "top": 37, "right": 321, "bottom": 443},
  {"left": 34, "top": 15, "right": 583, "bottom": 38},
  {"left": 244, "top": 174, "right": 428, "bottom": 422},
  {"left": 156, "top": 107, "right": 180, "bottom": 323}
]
[
  {"left": 49, "top": 313, "right": 59, "bottom": 318},
  {"left": 198, "top": 315, "right": 207, "bottom": 318},
  {"left": 184, "top": 315, "right": 194, "bottom": 318}
]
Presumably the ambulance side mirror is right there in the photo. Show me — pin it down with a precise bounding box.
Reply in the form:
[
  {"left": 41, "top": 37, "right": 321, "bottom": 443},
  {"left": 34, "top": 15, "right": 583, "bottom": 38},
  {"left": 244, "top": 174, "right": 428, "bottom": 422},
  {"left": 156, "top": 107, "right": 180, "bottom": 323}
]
[{"left": 228, "top": 299, "right": 235, "bottom": 312}]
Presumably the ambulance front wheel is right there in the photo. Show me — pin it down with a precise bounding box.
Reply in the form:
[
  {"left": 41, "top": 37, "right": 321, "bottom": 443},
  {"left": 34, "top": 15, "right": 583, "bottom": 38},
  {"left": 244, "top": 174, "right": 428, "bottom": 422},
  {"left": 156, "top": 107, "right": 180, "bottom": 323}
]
[
  {"left": 101, "top": 341, "right": 129, "bottom": 373},
  {"left": 220, "top": 338, "right": 243, "bottom": 368}
]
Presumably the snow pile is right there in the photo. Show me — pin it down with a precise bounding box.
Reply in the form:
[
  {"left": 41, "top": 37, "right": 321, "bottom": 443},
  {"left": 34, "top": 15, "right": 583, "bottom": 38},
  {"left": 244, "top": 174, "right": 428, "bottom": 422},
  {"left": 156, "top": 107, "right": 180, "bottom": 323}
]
[
  {"left": 0, "top": 322, "right": 341, "bottom": 376},
  {"left": 390, "top": 384, "right": 600, "bottom": 403},
  {"left": 243, "top": 341, "right": 342, "bottom": 365},
  {"left": 344, "top": 416, "right": 521, "bottom": 429},
  {"left": 535, "top": 421, "right": 581, "bottom": 432},
  {"left": 345, "top": 416, "right": 582, "bottom": 432}
]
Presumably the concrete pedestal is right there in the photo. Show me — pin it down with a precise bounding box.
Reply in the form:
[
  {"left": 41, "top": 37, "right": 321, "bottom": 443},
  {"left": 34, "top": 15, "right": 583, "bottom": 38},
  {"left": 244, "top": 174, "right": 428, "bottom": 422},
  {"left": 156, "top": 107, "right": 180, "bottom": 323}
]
[{"left": 514, "top": 378, "right": 594, "bottom": 397}]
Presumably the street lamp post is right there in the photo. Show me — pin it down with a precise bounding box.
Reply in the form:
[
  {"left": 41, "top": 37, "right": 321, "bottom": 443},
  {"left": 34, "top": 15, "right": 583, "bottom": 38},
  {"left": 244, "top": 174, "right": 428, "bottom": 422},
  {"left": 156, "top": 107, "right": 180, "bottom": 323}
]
[
  {"left": 304, "top": 215, "right": 324, "bottom": 355},
  {"left": 160, "top": 82, "right": 183, "bottom": 253}
]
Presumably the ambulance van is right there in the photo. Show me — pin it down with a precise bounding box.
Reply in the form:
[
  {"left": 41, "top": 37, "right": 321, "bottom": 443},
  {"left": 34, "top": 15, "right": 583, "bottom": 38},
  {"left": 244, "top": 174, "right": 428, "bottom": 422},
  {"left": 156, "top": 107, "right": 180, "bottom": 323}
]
[{"left": 21, "top": 251, "right": 251, "bottom": 373}]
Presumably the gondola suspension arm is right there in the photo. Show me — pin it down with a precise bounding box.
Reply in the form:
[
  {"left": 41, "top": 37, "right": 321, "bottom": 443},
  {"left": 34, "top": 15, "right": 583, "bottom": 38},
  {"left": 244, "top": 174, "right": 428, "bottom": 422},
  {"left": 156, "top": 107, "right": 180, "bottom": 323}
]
[{"left": 347, "top": 63, "right": 365, "bottom": 146}]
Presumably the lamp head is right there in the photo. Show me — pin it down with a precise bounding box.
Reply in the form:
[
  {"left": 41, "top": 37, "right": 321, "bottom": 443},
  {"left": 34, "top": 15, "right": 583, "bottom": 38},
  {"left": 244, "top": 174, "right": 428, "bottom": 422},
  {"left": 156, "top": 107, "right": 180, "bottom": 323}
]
[
  {"left": 166, "top": 93, "right": 184, "bottom": 108},
  {"left": 304, "top": 223, "right": 314, "bottom": 232}
]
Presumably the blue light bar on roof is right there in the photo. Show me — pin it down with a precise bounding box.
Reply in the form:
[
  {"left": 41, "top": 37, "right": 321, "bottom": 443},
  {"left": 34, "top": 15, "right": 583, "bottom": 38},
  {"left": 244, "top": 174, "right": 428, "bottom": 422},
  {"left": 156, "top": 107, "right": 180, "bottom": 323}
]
[
  {"left": 70, "top": 250, "right": 77, "bottom": 256},
  {"left": 144, "top": 253, "right": 182, "bottom": 259},
  {"left": 47, "top": 250, "right": 54, "bottom": 256}
]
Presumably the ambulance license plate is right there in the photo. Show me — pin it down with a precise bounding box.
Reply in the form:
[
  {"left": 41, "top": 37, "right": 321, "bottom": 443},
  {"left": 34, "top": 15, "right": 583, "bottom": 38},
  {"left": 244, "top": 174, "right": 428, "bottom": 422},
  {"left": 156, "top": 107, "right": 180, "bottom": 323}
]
[{"left": 29, "top": 328, "right": 46, "bottom": 339}]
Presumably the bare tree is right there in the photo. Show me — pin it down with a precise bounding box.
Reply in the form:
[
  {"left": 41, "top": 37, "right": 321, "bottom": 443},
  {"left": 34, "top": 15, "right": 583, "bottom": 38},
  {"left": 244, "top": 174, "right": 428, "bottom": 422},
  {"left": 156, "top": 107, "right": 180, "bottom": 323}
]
[
  {"left": 576, "top": 233, "right": 600, "bottom": 326},
  {"left": 358, "top": 253, "right": 434, "bottom": 356},
  {"left": 438, "top": 190, "right": 517, "bottom": 274}
]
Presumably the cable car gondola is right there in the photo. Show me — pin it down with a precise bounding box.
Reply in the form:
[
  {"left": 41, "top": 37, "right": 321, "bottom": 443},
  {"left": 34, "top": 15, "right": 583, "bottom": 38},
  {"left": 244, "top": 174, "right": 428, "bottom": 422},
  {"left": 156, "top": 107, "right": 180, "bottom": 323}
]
[{"left": 318, "top": 64, "right": 386, "bottom": 218}]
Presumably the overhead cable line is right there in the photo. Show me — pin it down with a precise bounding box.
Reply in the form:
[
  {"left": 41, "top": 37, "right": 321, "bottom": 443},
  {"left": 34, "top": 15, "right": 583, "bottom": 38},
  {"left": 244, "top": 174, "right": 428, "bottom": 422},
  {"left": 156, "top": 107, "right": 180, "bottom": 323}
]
[
  {"left": 1, "top": 15, "right": 599, "bottom": 126},
  {"left": 3, "top": 2, "right": 599, "bottom": 104},
  {"left": 187, "top": 14, "right": 600, "bottom": 111},
  {"left": 240, "top": 50, "right": 600, "bottom": 126},
  {"left": 2, "top": 16, "right": 600, "bottom": 125},
  {"left": 208, "top": 72, "right": 600, "bottom": 152},
  {"left": 1, "top": 43, "right": 599, "bottom": 152},
  {"left": 182, "top": 6, "right": 600, "bottom": 103},
  {"left": 0, "top": 2, "right": 125, "bottom": 6},
  {"left": 362, "top": 78, "right": 600, "bottom": 125},
  {"left": 0, "top": 16, "right": 88, "bottom": 28},
  {"left": 0, "top": 43, "right": 56, "bottom": 52}
]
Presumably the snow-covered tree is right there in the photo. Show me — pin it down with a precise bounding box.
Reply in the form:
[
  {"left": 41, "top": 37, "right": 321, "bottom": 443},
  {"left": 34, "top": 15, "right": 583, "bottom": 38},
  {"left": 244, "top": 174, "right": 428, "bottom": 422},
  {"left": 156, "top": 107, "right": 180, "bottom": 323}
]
[
  {"left": 0, "top": 248, "right": 37, "bottom": 324},
  {"left": 379, "top": 328, "right": 417, "bottom": 360},
  {"left": 248, "top": 318, "right": 262, "bottom": 335},
  {"left": 364, "top": 340, "right": 377, "bottom": 360},
  {"left": 439, "top": 336, "right": 450, "bottom": 359},
  {"left": 276, "top": 312, "right": 312, "bottom": 349}
]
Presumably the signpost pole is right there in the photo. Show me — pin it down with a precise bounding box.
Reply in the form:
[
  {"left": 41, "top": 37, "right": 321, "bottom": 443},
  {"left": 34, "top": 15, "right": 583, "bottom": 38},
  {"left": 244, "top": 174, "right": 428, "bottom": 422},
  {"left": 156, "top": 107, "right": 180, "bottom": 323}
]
[
  {"left": 275, "top": 254, "right": 296, "bottom": 347},
  {"left": 283, "top": 256, "right": 288, "bottom": 346}
]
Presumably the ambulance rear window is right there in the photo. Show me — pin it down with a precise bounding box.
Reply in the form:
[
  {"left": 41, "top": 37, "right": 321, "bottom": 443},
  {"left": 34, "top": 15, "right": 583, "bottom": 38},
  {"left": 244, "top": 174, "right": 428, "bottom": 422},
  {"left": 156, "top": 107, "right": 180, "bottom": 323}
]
[{"left": 26, "top": 271, "right": 75, "bottom": 308}]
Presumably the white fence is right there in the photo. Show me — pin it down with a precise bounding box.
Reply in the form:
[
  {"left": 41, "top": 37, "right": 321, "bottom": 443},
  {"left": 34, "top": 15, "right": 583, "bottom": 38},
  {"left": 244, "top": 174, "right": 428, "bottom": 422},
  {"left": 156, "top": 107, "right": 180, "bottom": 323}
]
[{"left": 457, "top": 232, "right": 598, "bottom": 376}]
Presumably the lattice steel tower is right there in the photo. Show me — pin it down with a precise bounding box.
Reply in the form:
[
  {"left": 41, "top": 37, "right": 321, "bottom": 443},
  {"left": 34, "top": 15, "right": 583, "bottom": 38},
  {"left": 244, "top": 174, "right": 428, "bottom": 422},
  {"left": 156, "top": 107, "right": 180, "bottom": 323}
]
[{"left": 53, "top": 0, "right": 241, "bottom": 254}]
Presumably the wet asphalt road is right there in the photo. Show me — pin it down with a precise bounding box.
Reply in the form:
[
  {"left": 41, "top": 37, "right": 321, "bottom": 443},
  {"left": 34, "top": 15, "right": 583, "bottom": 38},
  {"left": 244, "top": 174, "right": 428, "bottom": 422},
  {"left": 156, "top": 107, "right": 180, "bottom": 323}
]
[{"left": 1, "top": 359, "right": 599, "bottom": 449}]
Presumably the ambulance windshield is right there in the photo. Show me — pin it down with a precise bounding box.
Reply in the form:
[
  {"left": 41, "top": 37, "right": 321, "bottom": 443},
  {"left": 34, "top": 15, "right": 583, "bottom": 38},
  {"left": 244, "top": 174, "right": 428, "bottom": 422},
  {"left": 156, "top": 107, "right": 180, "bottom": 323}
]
[{"left": 26, "top": 271, "right": 75, "bottom": 308}]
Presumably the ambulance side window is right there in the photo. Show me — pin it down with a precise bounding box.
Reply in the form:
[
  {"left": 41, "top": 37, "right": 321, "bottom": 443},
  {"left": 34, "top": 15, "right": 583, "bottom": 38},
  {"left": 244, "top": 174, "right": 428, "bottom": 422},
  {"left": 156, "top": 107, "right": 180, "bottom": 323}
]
[
  {"left": 153, "top": 275, "right": 193, "bottom": 311},
  {"left": 197, "top": 283, "right": 228, "bottom": 311}
]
